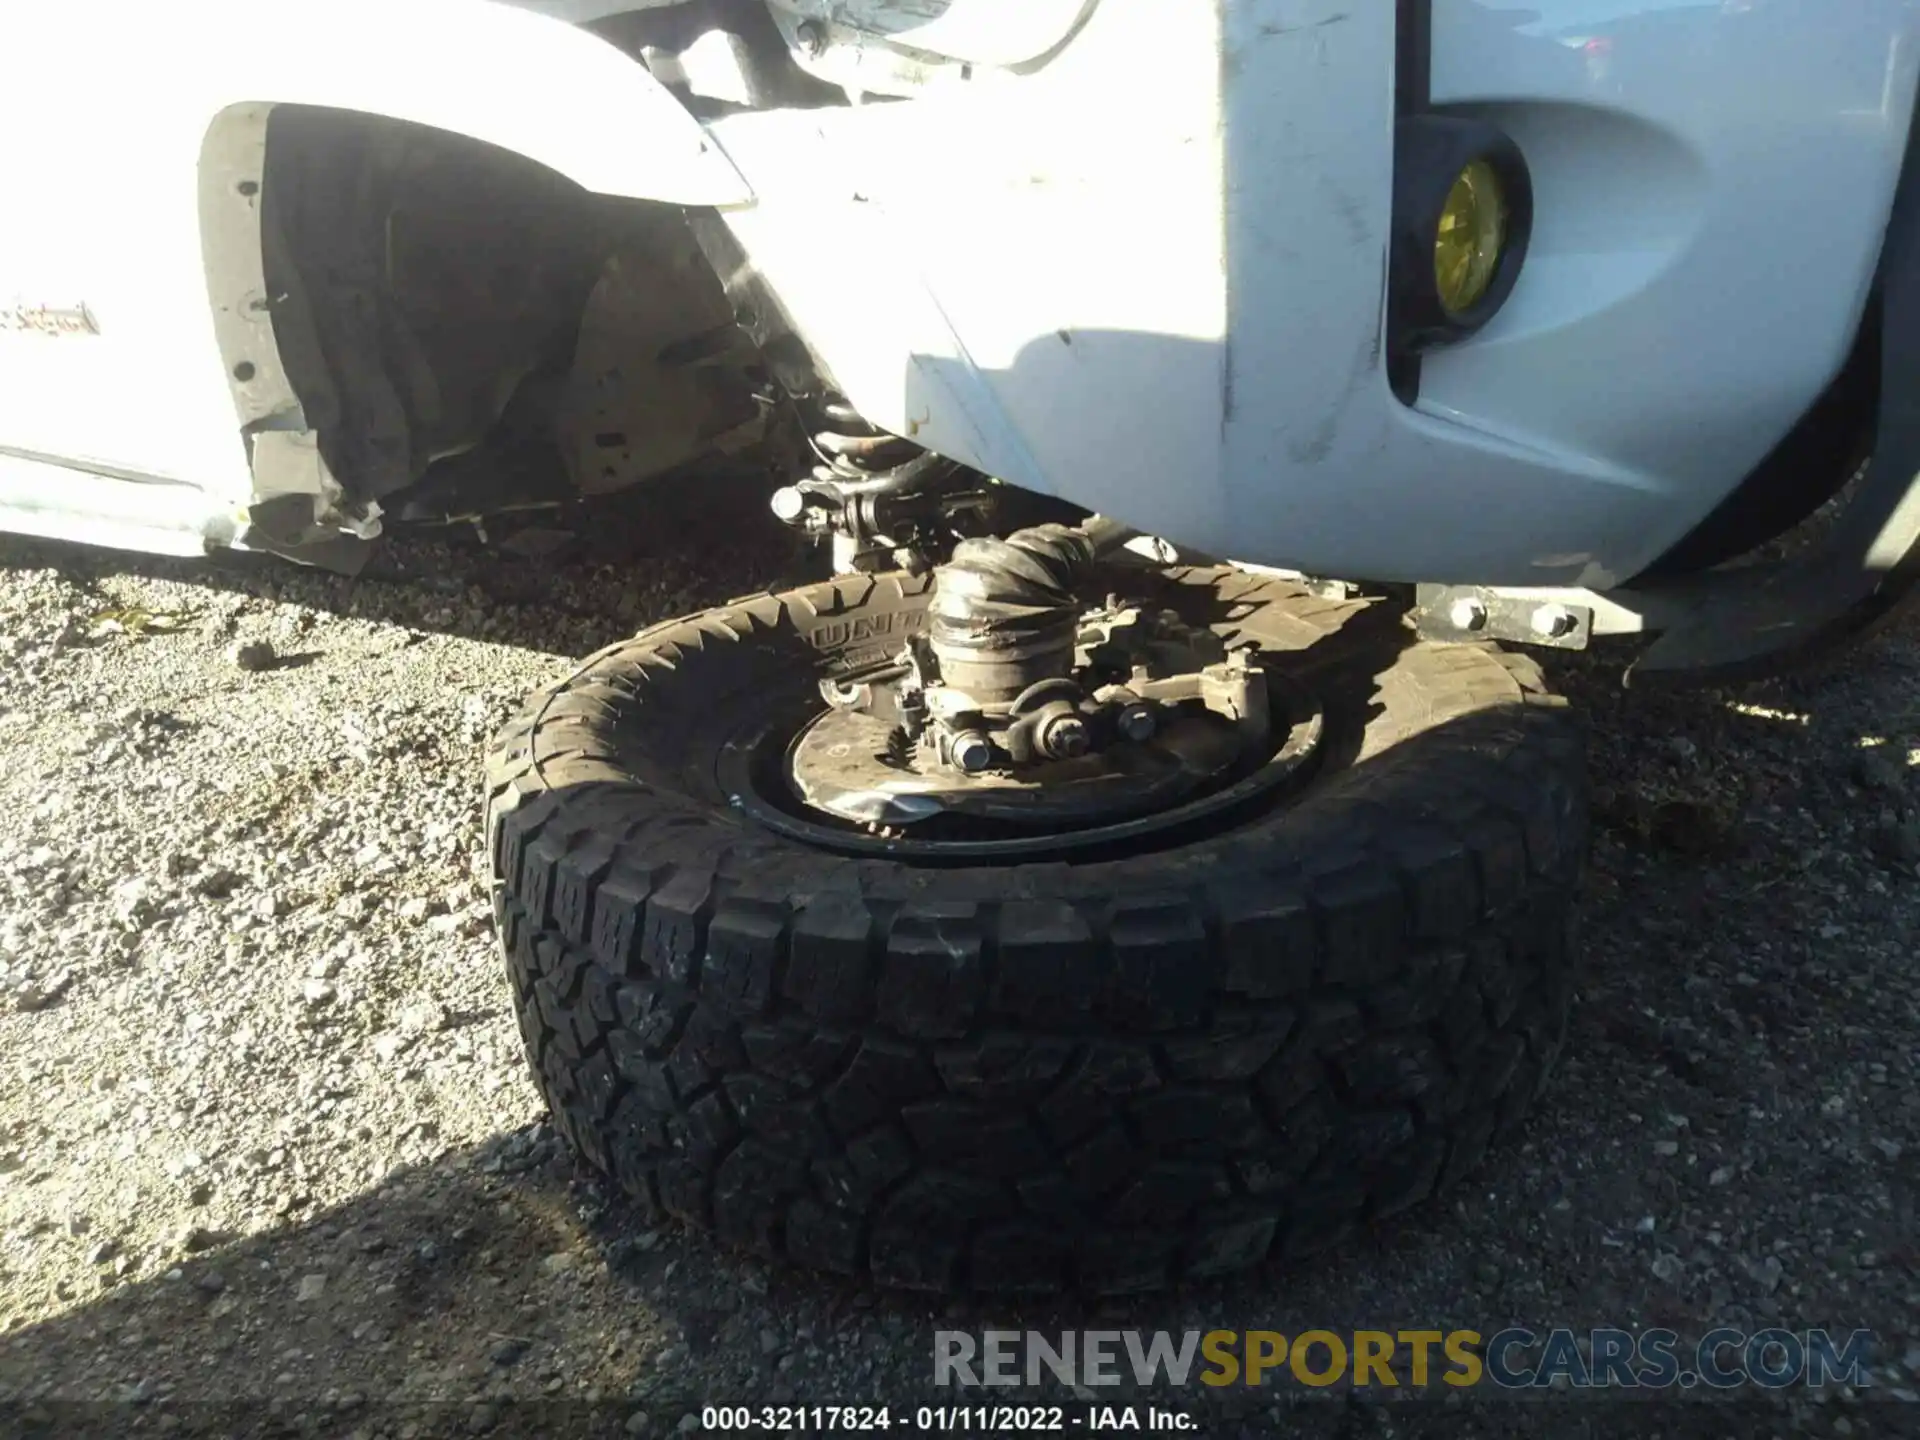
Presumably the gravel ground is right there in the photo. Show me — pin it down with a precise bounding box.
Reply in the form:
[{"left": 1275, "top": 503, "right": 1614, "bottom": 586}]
[{"left": 0, "top": 485, "right": 1915, "bottom": 1439}]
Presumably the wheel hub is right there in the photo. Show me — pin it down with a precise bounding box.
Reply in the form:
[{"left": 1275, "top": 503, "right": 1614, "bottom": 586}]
[{"left": 778, "top": 596, "right": 1318, "bottom": 842}]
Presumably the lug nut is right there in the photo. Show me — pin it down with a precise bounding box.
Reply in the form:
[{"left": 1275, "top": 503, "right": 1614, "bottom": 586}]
[
  {"left": 1038, "top": 714, "right": 1092, "bottom": 761},
  {"left": 1117, "top": 704, "right": 1157, "bottom": 742},
  {"left": 950, "top": 730, "right": 994, "bottom": 774},
  {"left": 1448, "top": 596, "right": 1489, "bottom": 632},
  {"left": 1530, "top": 603, "right": 1579, "bottom": 639}
]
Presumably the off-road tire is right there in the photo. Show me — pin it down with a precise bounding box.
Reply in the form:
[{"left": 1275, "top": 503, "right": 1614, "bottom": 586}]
[{"left": 484, "top": 566, "right": 1587, "bottom": 1293}]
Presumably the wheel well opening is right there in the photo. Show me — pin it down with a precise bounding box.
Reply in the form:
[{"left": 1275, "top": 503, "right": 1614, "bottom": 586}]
[{"left": 206, "top": 101, "right": 758, "bottom": 560}]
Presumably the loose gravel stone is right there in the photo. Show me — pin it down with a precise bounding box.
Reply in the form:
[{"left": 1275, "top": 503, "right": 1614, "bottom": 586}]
[
  {"left": 1743, "top": 1255, "right": 1786, "bottom": 1294},
  {"left": 227, "top": 639, "right": 277, "bottom": 672},
  {"left": 1870, "top": 818, "right": 1920, "bottom": 866},
  {"left": 1854, "top": 745, "right": 1907, "bottom": 791},
  {"left": 398, "top": 1001, "right": 449, "bottom": 1035},
  {"left": 13, "top": 975, "right": 69, "bottom": 1013}
]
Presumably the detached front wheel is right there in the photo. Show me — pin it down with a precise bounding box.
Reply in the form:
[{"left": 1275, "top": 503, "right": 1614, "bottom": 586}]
[{"left": 485, "top": 564, "right": 1586, "bottom": 1293}]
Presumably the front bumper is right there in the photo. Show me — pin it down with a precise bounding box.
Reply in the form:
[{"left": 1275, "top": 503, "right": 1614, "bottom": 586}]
[{"left": 709, "top": 0, "right": 1920, "bottom": 587}]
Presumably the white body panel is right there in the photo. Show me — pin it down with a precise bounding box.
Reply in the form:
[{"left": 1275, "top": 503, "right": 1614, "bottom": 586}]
[
  {"left": 0, "top": 0, "right": 1914, "bottom": 586},
  {"left": 0, "top": 0, "right": 742, "bottom": 551},
  {"left": 710, "top": 0, "right": 1920, "bottom": 586}
]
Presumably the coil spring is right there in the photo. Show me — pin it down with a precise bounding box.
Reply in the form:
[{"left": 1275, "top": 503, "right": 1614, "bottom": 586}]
[{"left": 809, "top": 397, "right": 922, "bottom": 485}]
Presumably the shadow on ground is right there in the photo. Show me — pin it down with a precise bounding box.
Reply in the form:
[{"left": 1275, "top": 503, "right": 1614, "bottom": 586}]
[{"left": 1, "top": 1120, "right": 1882, "bottom": 1440}]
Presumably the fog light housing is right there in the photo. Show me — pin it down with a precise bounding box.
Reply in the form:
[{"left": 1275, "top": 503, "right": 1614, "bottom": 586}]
[
  {"left": 1390, "top": 116, "right": 1533, "bottom": 366},
  {"left": 1435, "top": 159, "right": 1508, "bottom": 317}
]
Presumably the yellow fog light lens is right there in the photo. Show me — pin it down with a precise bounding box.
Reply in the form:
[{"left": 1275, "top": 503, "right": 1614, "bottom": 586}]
[{"left": 1434, "top": 160, "right": 1508, "bottom": 316}]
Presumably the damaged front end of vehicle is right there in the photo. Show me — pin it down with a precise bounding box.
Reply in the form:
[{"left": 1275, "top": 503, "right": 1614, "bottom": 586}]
[{"left": 221, "top": 101, "right": 772, "bottom": 572}]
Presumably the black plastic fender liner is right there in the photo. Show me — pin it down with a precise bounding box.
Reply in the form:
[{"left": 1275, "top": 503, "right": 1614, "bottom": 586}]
[{"left": 1626, "top": 86, "right": 1920, "bottom": 683}]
